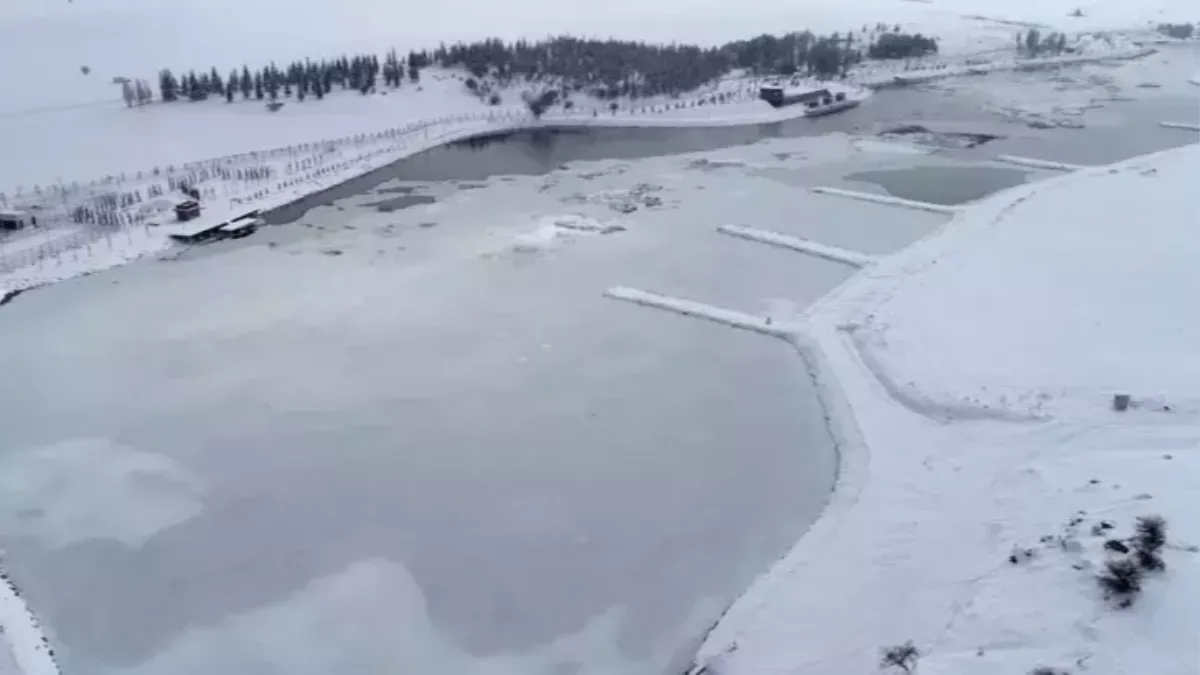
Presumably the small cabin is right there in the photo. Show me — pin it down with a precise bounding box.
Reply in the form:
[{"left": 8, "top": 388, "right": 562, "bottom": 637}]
[
  {"left": 0, "top": 210, "right": 34, "bottom": 231},
  {"left": 174, "top": 200, "right": 202, "bottom": 222},
  {"left": 759, "top": 86, "right": 831, "bottom": 109}
]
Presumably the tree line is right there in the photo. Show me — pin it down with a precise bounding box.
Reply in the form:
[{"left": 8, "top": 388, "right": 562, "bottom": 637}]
[
  {"left": 153, "top": 26, "right": 940, "bottom": 106},
  {"left": 1015, "top": 29, "right": 1071, "bottom": 57},
  {"left": 157, "top": 50, "right": 431, "bottom": 104}
]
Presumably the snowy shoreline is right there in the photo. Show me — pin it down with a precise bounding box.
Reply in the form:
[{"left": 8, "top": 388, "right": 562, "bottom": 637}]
[
  {"left": 693, "top": 141, "right": 1200, "bottom": 674},
  {"left": 0, "top": 45, "right": 1151, "bottom": 298},
  {"left": 0, "top": 561, "right": 58, "bottom": 675}
]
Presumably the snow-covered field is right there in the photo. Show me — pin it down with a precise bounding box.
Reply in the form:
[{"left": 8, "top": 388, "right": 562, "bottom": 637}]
[{"left": 695, "top": 141, "right": 1200, "bottom": 675}]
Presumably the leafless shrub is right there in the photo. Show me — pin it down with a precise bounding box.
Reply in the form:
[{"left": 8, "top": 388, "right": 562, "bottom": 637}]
[
  {"left": 879, "top": 641, "right": 920, "bottom": 673},
  {"left": 1097, "top": 557, "right": 1143, "bottom": 606}
]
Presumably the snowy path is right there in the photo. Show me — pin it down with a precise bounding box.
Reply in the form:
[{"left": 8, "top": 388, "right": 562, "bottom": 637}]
[
  {"left": 994, "top": 155, "right": 1086, "bottom": 171},
  {"left": 1159, "top": 121, "right": 1200, "bottom": 132},
  {"left": 696, "top": 143, "right": 1200, "bottom": 675},
  {"left": 809, "top": 186, "right": 961, "bottom": 214},
  {"left": 603, "top": 287, "right": 792, "bottom": 338},
  {"left": 716, "top": 225, "right": 874, "bottom": 268}
]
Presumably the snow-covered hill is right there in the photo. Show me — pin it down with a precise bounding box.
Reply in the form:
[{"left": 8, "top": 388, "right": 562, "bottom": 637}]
[
  {"left": 696, "top": 138, "right": 1200, "bottom": 675},
  {"left": 1, "top": 0, "right": 1193, "bottom": 115}
]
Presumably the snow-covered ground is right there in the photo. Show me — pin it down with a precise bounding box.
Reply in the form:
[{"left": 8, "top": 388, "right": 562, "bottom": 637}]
[{"left": 695, "top": 141, "right": 1200, "bottom": 675}]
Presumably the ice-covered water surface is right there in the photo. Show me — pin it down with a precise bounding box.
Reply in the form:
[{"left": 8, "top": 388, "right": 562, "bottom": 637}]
[{"left": 0, "top": 134, "right": 953, "bottom": 675}]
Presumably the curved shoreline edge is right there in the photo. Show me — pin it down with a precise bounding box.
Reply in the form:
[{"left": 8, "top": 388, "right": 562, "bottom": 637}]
[{"left": 689, "top": 139, "right": 1199, "bottom": 672}]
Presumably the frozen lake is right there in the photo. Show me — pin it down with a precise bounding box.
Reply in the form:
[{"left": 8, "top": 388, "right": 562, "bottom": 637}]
[
  {"left": 3, "top": 135, "right": 938, "bottom": 675},
  {"left": 1, "top": 57, "right": 1197, "bottom": 674}
]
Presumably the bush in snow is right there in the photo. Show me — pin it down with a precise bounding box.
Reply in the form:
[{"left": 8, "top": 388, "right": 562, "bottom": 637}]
[
  {"left": 1132, "top": 515, "right": 1167, "bottom": 571},
  {"left": 1097, "top": 557, "right": 1143, "bottom": 606},
  {"left": 879, "top": 641, "right": 920, "bottom": 673},
  {"left": 1030, "top": 668, "right": 1071, "bottom": 675},
  {"left": 522, "top": 89, "right": 558, "bottom": 118}
]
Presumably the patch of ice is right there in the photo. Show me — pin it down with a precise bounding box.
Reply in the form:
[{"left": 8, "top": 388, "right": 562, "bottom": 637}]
[{"left": 0, "top": 438, "right": 204, "bottom": 549}]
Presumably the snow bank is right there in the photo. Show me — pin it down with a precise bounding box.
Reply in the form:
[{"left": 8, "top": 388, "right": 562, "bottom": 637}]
[
  {"left": 696, "top": 143, "right": 1200, "bottom": 674},
  {"left": 0, "top": 571, "right": 57, "bottom": 675},
  {"left": 716, "top": 225, "right": 875, "bottom": 268},
  {"left": 994, "top": 155, "right": 1085, "bottom": 171},
  {"left": 604, "top": 287, "right": 790, "bottom": 338},
  {"left": 809, "top": 186, "right": 960, "bottom": 214},
  {"left": 1160, "top": 121, "right": 1200, "bottom": 132}
]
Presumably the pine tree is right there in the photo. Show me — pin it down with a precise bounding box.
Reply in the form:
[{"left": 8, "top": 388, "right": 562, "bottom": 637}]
[
  {"left": 241, "top": 65, "right": 253, "bottom": 99},
  {"left": 135, "top": 79, "right": 151, "bottom": 105},
  {"left": 384, "top": 48, "right": 400, "bottom": 87},
  {"left": 265, "top": 65, "right": 280, "bottom": 100},
  {"left": 225, "top": 80, "right": 235, "bottom": 102},
  {"left": 210, "top": 66, "right": 224, "bottom": 94},
  {"left": 1025, "top": 28, "right": 1041, "bottom": 56},
  {"left": 228, "top": 69, "right": 239, "bottom": 95},
  {"left": 179, "top": 71, "right": 191, "bottom": 99},
  {"left": 157, "top": 70, "right": 174, "bottom": 102},
  {"left": 254, "top": 72, "right": 264, "bottom": 100}
]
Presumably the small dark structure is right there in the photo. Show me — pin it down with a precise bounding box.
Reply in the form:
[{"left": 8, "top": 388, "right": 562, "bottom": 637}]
[
  {"left": 166, "top": 210, "right": 262, "bottom": 244},
  {"left": 219, "top": 214, "right": 263, "bottom": 239},
  {"left": 0, "top": 210, "right": 33, "bottom": 231},
  {"left": 174, "top": 200, "right": 201, "bottom": 222},
  {"left": 759, "top": 85, "right": 830, "bottom": 108}
]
